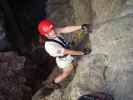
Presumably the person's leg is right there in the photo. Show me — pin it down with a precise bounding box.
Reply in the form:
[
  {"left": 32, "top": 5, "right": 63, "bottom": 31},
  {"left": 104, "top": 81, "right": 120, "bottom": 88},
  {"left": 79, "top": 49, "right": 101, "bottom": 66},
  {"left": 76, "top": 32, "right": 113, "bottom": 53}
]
[{"left": 54, "top": 63, "right": 74, "bottom": 84}]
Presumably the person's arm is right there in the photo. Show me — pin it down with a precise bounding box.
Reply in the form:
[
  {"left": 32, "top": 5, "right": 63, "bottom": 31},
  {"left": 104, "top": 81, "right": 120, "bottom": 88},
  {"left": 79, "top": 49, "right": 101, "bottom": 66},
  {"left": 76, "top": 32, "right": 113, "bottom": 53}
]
[
  {"left": 55, "top": 26, "right": 81, "bottom": 34},
  {"left": 63, "top": 48, "right": 84, "bottom": 56}
]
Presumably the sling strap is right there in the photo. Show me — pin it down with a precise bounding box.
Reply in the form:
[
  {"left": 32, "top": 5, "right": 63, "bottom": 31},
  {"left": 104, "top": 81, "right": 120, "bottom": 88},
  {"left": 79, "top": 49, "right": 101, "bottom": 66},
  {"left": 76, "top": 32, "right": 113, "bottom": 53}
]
[{"left": 47, "top": 36, "right": 70, "bottom": 49}]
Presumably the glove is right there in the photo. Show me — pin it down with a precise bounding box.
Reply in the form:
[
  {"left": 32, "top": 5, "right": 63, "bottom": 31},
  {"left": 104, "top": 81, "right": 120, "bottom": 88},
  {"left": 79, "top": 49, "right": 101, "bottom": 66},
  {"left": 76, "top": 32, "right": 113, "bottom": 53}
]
[
  {"left": 82, "top": 48, "right": 91, "bottom": 55},
  {"left": 81, "top": 24, "right": 93, "bottom": 34}
]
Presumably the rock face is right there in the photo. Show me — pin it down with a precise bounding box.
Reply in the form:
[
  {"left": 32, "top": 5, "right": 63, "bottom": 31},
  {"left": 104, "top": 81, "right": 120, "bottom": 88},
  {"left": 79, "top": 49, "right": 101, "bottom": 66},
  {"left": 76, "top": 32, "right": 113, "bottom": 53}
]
[
  {"left": 92, "top": 0, "right": 126, "bottom": 23},
  {"left": 32, "top": 0, "right": 133, "bottom": 100},
  {"left": 94, "top": 16, "right": 133, "bottom": 100},
  {"left": 46, "top": 0, "right": 74, "bottom": 26},
  {"left": 62, "top": 15, "right": 133, "bottom": 100},
  {"left": 63, "top": 0, "right": 133, "bottom": 100},
  {"left": 70, "top": 0, "right": 92, "bottom": 24},
  {"left": 0, "top": 52, "right": 30, "bottom": 100}
]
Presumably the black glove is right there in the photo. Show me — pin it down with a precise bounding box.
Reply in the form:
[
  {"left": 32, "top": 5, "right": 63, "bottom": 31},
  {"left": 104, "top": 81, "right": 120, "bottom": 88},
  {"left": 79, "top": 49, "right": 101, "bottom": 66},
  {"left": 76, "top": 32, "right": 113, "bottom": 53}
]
[
  {"left": 81, "top": 24, "right": 93, "bottom": 34},
  {"left": 83, "top": 48, "right": 91, "bottom": 55}
]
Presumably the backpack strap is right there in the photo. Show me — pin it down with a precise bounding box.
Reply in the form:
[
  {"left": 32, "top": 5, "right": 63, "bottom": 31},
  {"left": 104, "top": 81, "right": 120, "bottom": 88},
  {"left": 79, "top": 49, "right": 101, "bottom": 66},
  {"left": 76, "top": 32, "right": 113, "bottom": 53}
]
[
  {"left": 47, "top": 39, "right": 66, "bottom": 48},
  {"left": 47, "top": 37, "right": 70, "bottom": 49}
]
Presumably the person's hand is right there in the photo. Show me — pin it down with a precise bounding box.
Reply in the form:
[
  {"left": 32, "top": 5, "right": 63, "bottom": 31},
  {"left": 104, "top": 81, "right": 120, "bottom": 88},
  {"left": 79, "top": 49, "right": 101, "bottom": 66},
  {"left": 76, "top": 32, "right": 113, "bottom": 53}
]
[
  {"left": 81, "top": 24, "right": 93, "bottom": 33},
  {"left": 82, "top": 48, "right": 92, "bottom": 55}
]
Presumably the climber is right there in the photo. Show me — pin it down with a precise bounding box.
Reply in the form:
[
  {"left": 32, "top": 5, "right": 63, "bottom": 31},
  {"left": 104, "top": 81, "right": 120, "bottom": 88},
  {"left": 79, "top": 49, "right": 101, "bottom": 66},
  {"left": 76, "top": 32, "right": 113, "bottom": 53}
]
[{"left": 38, "top": 19, "right": 91, "bottom": 88}]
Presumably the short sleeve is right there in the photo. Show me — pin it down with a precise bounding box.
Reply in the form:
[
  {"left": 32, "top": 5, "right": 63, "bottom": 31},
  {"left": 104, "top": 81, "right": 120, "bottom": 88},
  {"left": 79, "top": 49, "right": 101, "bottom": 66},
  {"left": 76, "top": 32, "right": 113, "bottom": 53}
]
[{"left": 45, "top": 42, "right": 65, "bottom": 57}]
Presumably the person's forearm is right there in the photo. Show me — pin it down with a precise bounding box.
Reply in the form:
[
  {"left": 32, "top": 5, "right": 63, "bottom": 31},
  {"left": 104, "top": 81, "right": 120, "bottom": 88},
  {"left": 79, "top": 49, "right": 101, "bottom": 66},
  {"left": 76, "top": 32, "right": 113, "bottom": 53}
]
[
  {"left": 64, "top": 49, "right": 84, "bottom": 56},
  {"left": 56, "top": 26, "right": 81, "bottom": 34}
]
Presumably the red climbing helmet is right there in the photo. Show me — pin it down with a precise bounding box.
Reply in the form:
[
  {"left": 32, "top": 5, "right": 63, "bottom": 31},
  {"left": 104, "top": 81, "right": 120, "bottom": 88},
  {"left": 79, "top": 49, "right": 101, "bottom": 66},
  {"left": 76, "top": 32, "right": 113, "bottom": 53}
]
[{"left": 38, "top": 19, "right": 55, "bottom": 36}]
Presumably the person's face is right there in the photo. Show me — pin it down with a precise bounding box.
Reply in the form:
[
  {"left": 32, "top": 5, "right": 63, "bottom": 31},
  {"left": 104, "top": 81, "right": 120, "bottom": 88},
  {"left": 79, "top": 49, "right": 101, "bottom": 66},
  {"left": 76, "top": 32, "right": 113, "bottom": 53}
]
[{"left": 45, "top": 29, "right": 57, "bottom": 38}]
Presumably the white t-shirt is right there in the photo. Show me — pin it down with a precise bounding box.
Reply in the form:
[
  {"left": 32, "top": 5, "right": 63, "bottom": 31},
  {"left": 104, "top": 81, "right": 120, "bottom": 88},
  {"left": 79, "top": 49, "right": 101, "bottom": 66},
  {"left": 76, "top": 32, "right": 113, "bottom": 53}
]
[{"left": 44, "top": 37, "right": 65, "bottom": 57}]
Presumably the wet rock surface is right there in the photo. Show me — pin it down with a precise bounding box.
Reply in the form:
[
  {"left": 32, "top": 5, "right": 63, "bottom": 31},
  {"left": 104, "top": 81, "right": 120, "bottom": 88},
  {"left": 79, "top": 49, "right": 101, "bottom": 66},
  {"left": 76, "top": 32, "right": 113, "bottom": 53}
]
[
  {"left": 33, "top": 0, "right": 133, "bottom": 100},
  {"left": 0, "top": 49, "right": 55, "bottom": 100},
  {"left": 0, "top": 52, "right": 30, "bottom": 100}
]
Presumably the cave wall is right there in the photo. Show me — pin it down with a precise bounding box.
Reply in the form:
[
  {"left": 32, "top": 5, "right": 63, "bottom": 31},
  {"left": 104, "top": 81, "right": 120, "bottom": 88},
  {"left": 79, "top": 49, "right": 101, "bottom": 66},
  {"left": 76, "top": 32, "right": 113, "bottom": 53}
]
[
  {"left": 92, "top": 0, "right": 126, "bottom": 23},
  {"left": 70, "top": 0, "right": 92, "bottom": 25},
  {"left": 63, "top": 0, "right": 133, "bottom": 100},
  {"left": 46, "top": 0, "right": 74, "bottom": 26},
  {"left": 0, "top": 0, "right": 56, "bottom": 100},
  {"left": 39, "top": 0, "right": 133, "bottom": 100}
]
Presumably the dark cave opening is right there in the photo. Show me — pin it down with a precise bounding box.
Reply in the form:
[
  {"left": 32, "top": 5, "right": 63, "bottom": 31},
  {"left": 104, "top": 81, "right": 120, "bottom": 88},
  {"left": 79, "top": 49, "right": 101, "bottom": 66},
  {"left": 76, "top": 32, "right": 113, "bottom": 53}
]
[{"left": 0, "top": 0, "right": 54, "bottom": 99}]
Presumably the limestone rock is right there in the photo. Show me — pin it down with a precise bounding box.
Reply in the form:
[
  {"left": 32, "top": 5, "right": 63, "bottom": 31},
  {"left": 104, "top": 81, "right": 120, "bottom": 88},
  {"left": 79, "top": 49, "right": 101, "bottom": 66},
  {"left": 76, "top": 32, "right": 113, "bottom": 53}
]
[
  {"left": 0, "top": 52, "right": 31, "bottom": 100},
  {"left": 70, "top": 0, "right": 92, "bottom": 24},
  {"left": 90, "top": 15, "right": 133, "bottom": 100},
  {"left": 92, "top": 0, "right": 126, "bottom": 23},
  {"left": 46, "top": 7, "right": 133, "bottom": 100},
  {"left": 62, "top": 14, "right": 133, "bottom": 100},
  {"left": 46, "top": 0, "right": 74, "bottom": 26},
  {"left": 33, "top": 1, "right": 133, "bottom": 100}
]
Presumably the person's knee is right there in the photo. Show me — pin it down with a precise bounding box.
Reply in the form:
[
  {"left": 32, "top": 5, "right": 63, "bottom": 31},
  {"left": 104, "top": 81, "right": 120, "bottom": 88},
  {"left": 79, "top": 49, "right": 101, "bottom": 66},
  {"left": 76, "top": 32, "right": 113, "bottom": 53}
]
[
  {"left": 62, "top": 67, "right": 73, "bottom": 77},
  {"left": 62, "top": 71, "right": 71, "bottom": 78},
  {"left": 54, "top": 64, "right": 74, "bottom": 83}
]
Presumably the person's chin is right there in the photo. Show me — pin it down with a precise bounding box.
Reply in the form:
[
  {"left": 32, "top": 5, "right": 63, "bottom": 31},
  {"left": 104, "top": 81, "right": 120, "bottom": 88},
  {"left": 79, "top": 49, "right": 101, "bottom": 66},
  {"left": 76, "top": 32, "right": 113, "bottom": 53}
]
[{"left": 49, "top": 35, "right": 57, "bottom": 38}]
